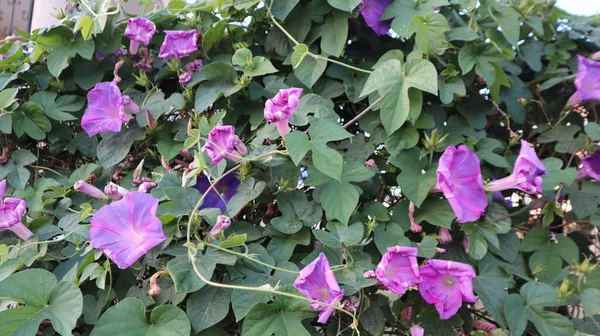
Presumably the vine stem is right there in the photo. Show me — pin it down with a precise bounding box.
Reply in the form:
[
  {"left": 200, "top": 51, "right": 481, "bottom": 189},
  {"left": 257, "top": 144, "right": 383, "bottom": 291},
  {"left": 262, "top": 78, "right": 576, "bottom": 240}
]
[
  {"left": 188, "top": 249, "right": 360, "bottom": 333},
  {"left": 202, "top": 241, "right": 299, "bottom": 274},
  {"left": 342, "top": 94, "right": 388, "bottom": 129}
]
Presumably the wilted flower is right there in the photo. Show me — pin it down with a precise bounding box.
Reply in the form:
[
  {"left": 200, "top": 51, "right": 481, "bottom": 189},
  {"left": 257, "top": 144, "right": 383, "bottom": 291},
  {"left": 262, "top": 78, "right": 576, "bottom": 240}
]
[
  {"left": 435, "top": 145, "right": 487, "bottom": 223},
  {"left": 146, "top": 109, "right": 158, "bottom": 130},
  {"left": 418, "top": 259, "right": 477, "bottom": 319},
  {"left": 438, "top": 227, "right": 452, "bottom": 244},
  {"left": 577, "top": 149, "right": 600, "bottom": 180},
  {"left": 90, "top": 192, "right": 166, "bottom": 269},
  {"left": 210, "top": 215, "right": 231, "bottom": 238},
  {"left": 365, "top": 159, "right": 377, "bottom": 167},
  {"left": 148, "top": 270, "right": 167, "bottom": 296},
  {"left": 410, "top": 325, "right": 424, "bottom": 336},
  {"left": 81, "top": 81, "right": 130, "bottom": 136},
  {"left": 104, "top": 182, "right": 128, "bottom": 201},
  {"left": 0, "top": 179, "right": 31, "bottom": 240},
  {"left": 343, "top": 296, "right": 360, "bottom": 312},
  {"left": 400, "top": 306, "right": 413, "bottom": 321},
  {"left": 138, "top": 181, "right": 157, "bottom": 193},
  {"left": 371, "top": 246, "right": 421, "bottom": 295},
  {"left": 358, "top": 0, "right": 393, "bottom": 36},
  {"left": 158, "top": 30, "right": 198, "bottom": 59},
  {"left": 474, "top": 320, "right": 498, "bottom": 332},
  {"left": 264, "top": 88, "right": 303, "bottom": 137},
  {"left": 193, "top": 174, "right": 240, "bottom": 213},
  {"left": 486, "top": 140, "right": 546, "bottom": 195},
  {"left": 293, "top": 253, "right": 345, "bottom": 324},
  {"left": 408, "top": 202, "right": 422, "bottom": 233},
  {"left": 568, "top": 55, "right": 600, "bottom": 106},
  {"left": 74, "top": 180, "right": 108, "bottom": 199},
  {"left": 124, "top": 17, "right": 156, "bottom": 54},
  {"left": 202, "top": 125, "right": 248, "bottom": 164},
  {"left": 185, "top": 59, "right": 203, "bottom": 72},
  {"left": 179, "top": 71, "right": 193, "bottom": 86}
]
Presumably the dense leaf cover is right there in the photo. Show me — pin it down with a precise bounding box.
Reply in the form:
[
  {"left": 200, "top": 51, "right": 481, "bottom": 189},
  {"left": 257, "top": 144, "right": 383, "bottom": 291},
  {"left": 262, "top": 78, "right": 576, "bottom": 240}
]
[{"left": 0, "top": 0, "right": 600, "bottom": 335}]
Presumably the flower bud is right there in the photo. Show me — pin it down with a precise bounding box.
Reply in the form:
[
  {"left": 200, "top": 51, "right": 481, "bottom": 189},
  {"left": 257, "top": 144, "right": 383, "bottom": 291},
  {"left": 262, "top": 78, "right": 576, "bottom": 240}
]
[
  {"left": 365, "top": 159, "right": 377, "bottom": 167},
  {"left": 363, "top": 270, "right": 376, "bottom": 279},
  {"left": 104, "top": 182, "right": 128, "bottom": 201},
  {"left": 134, "top": 70, "right": 150, "bottom": 87},
  {"left": 132, "top": 159, "right": 145, "bottom": 186},
  {"left": 0, "top": 147, "right": 9, "bottom": 164},
  {"left": 574, "top": 257, "right": 598, "bottom": 275},
  {"left": 209, "top": 215, "right": 232, "bottom": 239},
  {"left": 146, "top": 109, "right": 157, "bottom": 130},
  {"left": 438, "top": 227, "right": 453, "bottom": 244},
  {"left": 138, "top": 181, "right": 157, "bottom": 193},
  {"left": 400, "top": 306, "right": 413, "bottom": 321},
  {"left": 74, "top": 180, "right": 107, "bottom": 199},
  {"left": 474, "top": 320, "right": 498, "bottom": 332},
  {"left": 122, "top": 95, "right": 140, "bottom": 115},
  {"left": 408, "top": 202, "right": 422, "bottom": 233},
  {"left": 161, "top": 156, "right": 173, "bottom": 172}
]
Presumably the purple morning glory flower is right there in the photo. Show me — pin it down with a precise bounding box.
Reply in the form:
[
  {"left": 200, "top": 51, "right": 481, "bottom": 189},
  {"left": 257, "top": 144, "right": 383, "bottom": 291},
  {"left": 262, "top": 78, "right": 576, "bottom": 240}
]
[
  {"left": 89, "top": 192, "right": 166, "bottom": 269},
  {"left": 359, "top": 0, "right": 393, "bottom": 36},
  {"left": 202, "top": 125, "right": 248, "bottom": 165},
  {"left": 486, "top": 140, "right": 546, "bottom": 195},
  {"left": 193, "top": 174, "right": 240, "bottom": 213},
  {"left": 569, "top": 55, "right": 600, "bottom": 105},
  {"left": 577, "top": 149, "right": 600, "bottom": 180},
  {"left": 0, "top": 179, "right": 31, "bottom": 240},
  {"left": 418, "top": 259, "right": 477, "bottom": 320},
  {"left": 81, "top": 81, "right": 133, "bottom": 136},
  {"left": 124, "top": 17, "right": 156, "bottom": 54},
  {"left": 264, "top": 88, "right": 303, "bottom": 137},
  {"left": 435, "top": 145, "right": 488, "bottom": 223},
  {"left": 294, "top": 252, "right": 345, "bottom": 324},
  {"left": 158, "top": 30, "right": 198, "bottom": 59},
  {"left": 372, "top": 246, "right": 421, "bottom": 295},
  {"left": 439, "top": 227, "right": 452, "bottom": 244}
]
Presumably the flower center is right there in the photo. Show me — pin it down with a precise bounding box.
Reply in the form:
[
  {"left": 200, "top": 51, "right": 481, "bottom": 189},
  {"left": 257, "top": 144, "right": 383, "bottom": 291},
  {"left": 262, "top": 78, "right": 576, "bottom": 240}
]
[{"left": 443, "top": 276, "right": 455, "bottom": 287}]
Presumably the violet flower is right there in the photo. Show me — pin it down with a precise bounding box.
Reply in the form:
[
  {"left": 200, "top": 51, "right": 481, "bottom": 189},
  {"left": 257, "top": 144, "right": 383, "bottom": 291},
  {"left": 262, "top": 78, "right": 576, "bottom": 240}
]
[
  {"left": 74, "top": 180, "right": 108, "bottom": 199},
  {"left": 82, "top": 81, "right": 131, "bottom": 136},
  {"left": 193, "top": 174, "right": 240, "bottom": 213},
  {"left": 438, "top": 227, "right": 452, "bottom": 244},
  {"left": 202, "top": 125, "right": 248, "bottom": 165},
  {"left": 179, "top": 71, "right": 192, "bottom": 86},
  {"left": 577, "top": 149, "right": 600, "bottom": 180},
  {"left": 293, "top": 253, "right": 345, "bottom": 324},
  {"left": 486, "top": 140, "right": 546, "bottom": 195},
  {"left": 568, "top": 55, "right": 600, "bottom": 106},
  {"left": 104, "top": 182, "right": 128, "bottom": 201},
  {"left": 264, "top": 88, "right": 303, "bottom": 137},
  {"left": 410, "top": 326, "right": 424, "bottom": 336},
  {"left": 185, "top": 59, "right": 203, "bottom": 72},
  {"left": 89, "top": 192, "right": 166, "bottom": 269},
  {"left": 124, "top": 17, "right": 156, "bottom": 54},
  {"left": 370, "top": 246, "right": 421, "bottom": 295},
  {"left": 358, "top": 0, "right": 393, "bottom": 36},
  {"left": 0, "top": 179, "right": 31, "bottom": 240},
  {"left": 418, "top": 259, "right": 477, "bottom": 320},
  {"left": 210, "top": 215, "right": 231, "bottom": 238},
  {"left": 435, "top": 145, "right": 487, "bottom": 223},
  {"left": 158, "top": 30, "right": 198, "bottom": 59}
]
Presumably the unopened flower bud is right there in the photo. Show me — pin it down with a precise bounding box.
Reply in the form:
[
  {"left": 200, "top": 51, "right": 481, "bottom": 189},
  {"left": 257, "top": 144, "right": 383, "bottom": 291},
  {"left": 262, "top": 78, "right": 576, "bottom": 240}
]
[
  {"left": 474, "top": 320, "right": 498, "bottom": 332},
  {"left": 400, "top": 306, "right": 413, "bottom": 321},
  {"left": 0, "top": 147, "right": 9, "bottom": 164},
  {"left": 132, "top": 159, "right": 145, "bottom": 186},
  {"left": 363, "top": 270, "right": 376, "bottom": 278},
  {"left": 438, "top": 227, "right": 453, "bottom": 244},
  {"left": 408, "top": 202, "right": 422, "bottom": 233},
  {"left": 161, "top": 156, "right": 173, "bottom": 172},
  {"left": 365, "top": 159, "right": 377, "bottom": 167},
  {"left": 74, "top": 180, "right": 107, "bottom": 199},
  {"left": 122, "top": 95, "right": 140, "bottom": 115},
  {"left": 210, "top": 215, "right": 232, "bottom": 239},
  {"left": 179, "top": 150, "right": 193, "bottom": 161},
  {"left": 104, "top": 182, "right": 128, "bottom": 201},
  {"left": 113, "top": 60, "right": 124, "bottom": 83},
  {"left": 574, "top": 257, "right": 598, "bottom": 275},
  {"left": 146, "top": 109, "right": 157, "bottom": 129}
]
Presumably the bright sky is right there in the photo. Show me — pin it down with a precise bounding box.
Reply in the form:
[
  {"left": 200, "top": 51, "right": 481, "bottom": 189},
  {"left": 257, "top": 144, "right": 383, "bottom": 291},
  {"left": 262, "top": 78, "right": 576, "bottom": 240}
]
[{"left": 556, "top": 0, "right": 600, "bottom": 16}]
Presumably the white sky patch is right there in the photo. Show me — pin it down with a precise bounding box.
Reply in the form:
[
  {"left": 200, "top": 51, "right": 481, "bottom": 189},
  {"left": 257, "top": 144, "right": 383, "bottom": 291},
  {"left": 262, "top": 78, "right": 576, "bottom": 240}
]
[{"left": 556, "top": 0, "right": 600, "bottom": 16}]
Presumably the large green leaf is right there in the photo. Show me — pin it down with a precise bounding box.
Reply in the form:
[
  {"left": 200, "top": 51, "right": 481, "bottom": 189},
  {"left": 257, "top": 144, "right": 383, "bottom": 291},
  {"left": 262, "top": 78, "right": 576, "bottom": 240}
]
[
  {"left": 167, "top": 250, "right": 237, "bottom": 293},
  {"left": 383, "top": 0, "right": 450, "bottom": 37},
  {"left": 407, "top": 13, "right": 450, "bottom": 54},
  {"left": 272, "top": 190, "right": 322, "bottom": 234},
  {"left": 38, "top": 26, "right": 95, "bottom": 77},
  {"left": 186, "top": 286, "right": 231, "bottom": 333},
  {"left": 320, "top": 13, "right": 350, "bottom": 57},
  {"left": 0, "top": 269, "right": 83, "bottom": 336},
  {"left": 91, "top": 298, "right": 190, "bottom": 336},
  {"left": 473, "top": 255, "right": 516, "bottom": 328},
  {"left": 12, "top": 101, "right": 51, "bottom": 140},
  {"left": 242, "top": 296, "right": 316, "bottom": 336},
  {"left": 320, "top": 181, "right": 359, "bottom": 225},
  {"left": 96, "top": 125, "right": 145, "bottom": 168},
  {"left": 30, "top": 91, "right": 85, "bottom": 121}
]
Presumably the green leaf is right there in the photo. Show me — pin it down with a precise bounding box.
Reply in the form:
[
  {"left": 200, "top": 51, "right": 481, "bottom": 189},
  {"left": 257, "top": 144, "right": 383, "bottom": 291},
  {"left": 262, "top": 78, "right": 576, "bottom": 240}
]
[
  {"left": 246, "top": 56, "right": 278, "bottom": 77},
  {"left": 291, "top": 44, "right": 309, "bottom": 69},
  {"left": 272, "top": 190, "right": 322, "bottom": 234},
  {"left": 327, "top": 0, "right": 361, "bottom": 11},
  {"left": 320, "top": 181, "right": 359, "bottom": 225},
  {"left": 542, "top": 157, "right": 577, "bottom": 191},
  {"left": 0, "top": 88, "right": 18, "bottom": 108},
  {"left": 167, "top": 250, "right": 237, "bottom": 293},
  {"left": 286, "top": 131, "right": 311, "bottom": 165},
  {"left": 164, "top": 187, "right": 202, "bottom": 214},
  {"left": 458, "top": 44, "right": 505, "bottom": 86},
  {"left": 520, "top": 228, "right": 579, "bottom": 281},
  {"left": 11, "top": 149, "right": 37, "bottom": 167},
  {"left": 407, "top": 13, "right": 450, "bottom": 54},
  {"left": 227, "top": 178, "right": 266, "bottom": 216},
  {"left": 320, "top": 13, "right": 350, "bottom": 57},
  {"left": 194, "top": 80, "right": 241, "bottom": 113},
  {"left": 91, "top": 298, "right": 190, "bottom": 336},
  {"left": 139, "top": 91, "right": 185, "bottom": 126},
  {"left": 473, "top": 255, "right": 516, "bottom": 328},
  {"left": 12, "top": 102, "right": 51, "bottom": 140},
  {"left": 43, "top": 29, "right": 95, "bottom": 77},
  {"left": 391, "top": 148, "right": 437, "bottom": 207},
  {"left": 583, "top": 288, "right": 600, "bottom": 317},
  {"left": 313, "top": 221, "right": 364, "bottom": 248},
  {"left": 77, "top": 15, "right": 94, "bottom": 40},
  {"left": 585, "top": 122, "right": 600, "bottom": 141},
  {"left": 187, "top": 286, "right": 231, "bottom": 333},
  {"left": 415, "top": 198, "right": 455, "bottom": 228},
  {"left": 97, "top": 125, "right": 145, "bottom": 168},
  {"left": 445, "top": 27, "right": 480, "bottom": 41},
  {"left": 373, "top": 222, "right": 410, "bottom": 254},
  {"left": 490, "top": 5, "right": 521, "bottom": 46},
  {"left": 242, "top": 299, "right": 315, "bottom": 336},
  {"left": 271, "top": 0, "right": 300, "bottom": 20},
  {"left": 202, "top": 21, "right": 228, "bottom": 55},
  {"left": 232, "top": 48, "right": 253, "bottom": 67},
  {"left": 0, "top": 269, "right": 83, "bottom": 336},
  {"left": 30, "top": 91, "right": 85, "bottom": 121},
  {"left": 384, "top": 0, "right": 450, "bottom": 37},
  {"left": 294, "top": 55, "right": 327, "bottom": 88}
]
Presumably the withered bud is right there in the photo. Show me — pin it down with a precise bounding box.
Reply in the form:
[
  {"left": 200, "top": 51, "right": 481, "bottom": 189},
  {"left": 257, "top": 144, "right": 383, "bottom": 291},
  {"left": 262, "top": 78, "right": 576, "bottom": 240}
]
[{"left": 146, "top": 109, "right": 157, "bottom": 130}]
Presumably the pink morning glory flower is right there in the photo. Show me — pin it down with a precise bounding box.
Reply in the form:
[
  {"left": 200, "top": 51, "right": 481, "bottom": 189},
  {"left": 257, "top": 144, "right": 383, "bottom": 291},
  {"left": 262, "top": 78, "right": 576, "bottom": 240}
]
[
  {"left": 202, "top": 125, "right": 248, "bottom": 165},
  {"left": 486, "top": 140, "right": 546, "bottom": 195},
  {"left": 577, "top": 149, "right": 600, "bottom": 180},
  {"left": 410, "top": 325, "right": 424, "bottom": 336},
  {"left": 358, "top": 0, "right": 393, "bottom": 36},
  {"left": 435, "top": 145, "right": 487, "bottom": 223},
  {"left": 124, "top": 17, "right": 156, "bottom": 54},
  {"left": 438, "top": 227, "right": 452, "bottom": 244},
  {"left": 264, "top": 88, "right": 303, "bottom": 137},
  {"left": 370, "top": 246, "right": 421, "bottom": 295},
  {"left": 0, "top": 179, "right": 31, "bottom": 240},
  {"left": 82, "top": 81, "right": 136, "bottom": 136},
  {"left": 418, "top": 259, "right": 477, "bottom": 320},
  {"left": 294, "top": 252, "right": 345, "bottom": 324},
  {"left": 568, "top": 55, "right": 600, "bottom": 105},
  {"left": 158, "top": 30, "right": 198, "bottom": 59},
  {"left": 210, "top": 215, "right": 231, "bottom": 238},
  {"left": 89, "top": 192, "right": 166, "bottom": 269},
  {"left": 74, "top": 180, "right": 108, "bottom": 199}
]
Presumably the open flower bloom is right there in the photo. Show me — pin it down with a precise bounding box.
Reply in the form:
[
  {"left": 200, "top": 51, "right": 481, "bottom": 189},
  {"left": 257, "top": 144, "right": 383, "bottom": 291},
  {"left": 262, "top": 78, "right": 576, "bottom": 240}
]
[
  {"left": 439, "top": 227, "right": 452, "bottom": 244},
  {"left": 90, "top": 192, "right": 166, "bottom": 269},
  {"left": 124, "top": 17, "right": 156, "bottom": 54},
  {"left": 193, "top": 174, "right": 240, "bottom": 213},
  {"left": 202, "top": 125, "right": 248, "bottom": 165},
  {"left": 435, "top": 145, "right": 487, "bottom": 223},
  {"left": 568, "top": 55, "right": 600, "bottom": 106},
  {"left": 486, "top": 140, "right": 546, "bottom": 194},
  {"left": 294, "top": 253, "right": 345, "bottom": 324},
  {"left": 0, "top": 180, "right": 31, "bottom": 240},
  {"left": 359, "top": 0, "right": 393, "bottom": 36},
  {"left": 418, "top": 259, "right": 477, "bottom": 320},
  {"left": 264, "top": 88, "right": 303, "bottom": 137},
  {"left": 158, "top": 30, "right": 198, "bottom": 59},
  {"left": 371, "top": 246, "right": 420, "bottom": 295},
  {"left": 82, "top": 81, "right": 133, "bottom": 136},
  {"left": 410, "top": 326, "right": 424, "bottom": 336},
  {"left": 210, "top": 215, "right": 231, "bottom": 238},
  {"left": 577, "top": 149, "right": 600, "bottom": 180},
  {"left": 74, "top": 180, "right": 108, "bottom": 199}
]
